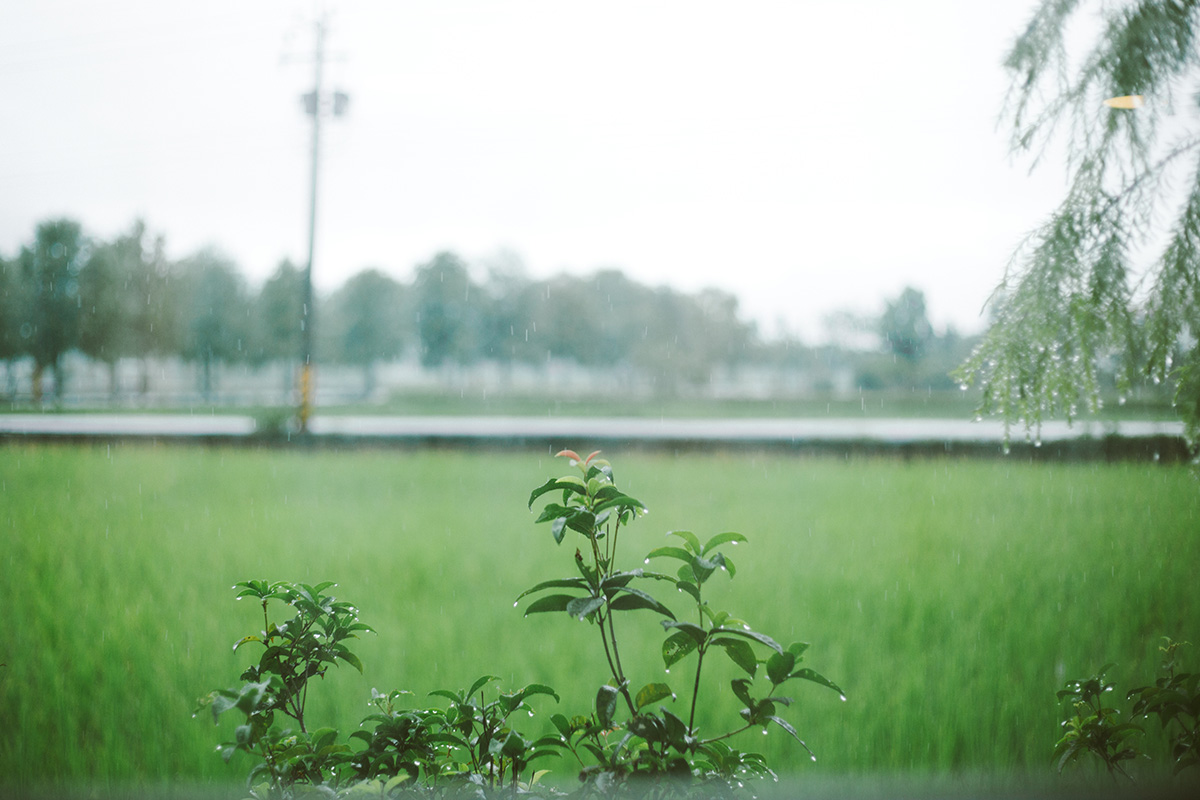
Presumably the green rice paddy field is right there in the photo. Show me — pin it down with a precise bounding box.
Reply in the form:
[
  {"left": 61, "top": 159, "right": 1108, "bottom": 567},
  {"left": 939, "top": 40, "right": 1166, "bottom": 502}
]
[{"left": 1, "top": 443, "right": 1198, "bottom": 794}]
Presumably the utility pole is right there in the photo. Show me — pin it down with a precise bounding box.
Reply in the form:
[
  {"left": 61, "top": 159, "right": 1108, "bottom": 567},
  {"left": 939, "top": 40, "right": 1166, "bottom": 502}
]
[{"left": 297, "top": 11, "right": 348, "bottom": 433}]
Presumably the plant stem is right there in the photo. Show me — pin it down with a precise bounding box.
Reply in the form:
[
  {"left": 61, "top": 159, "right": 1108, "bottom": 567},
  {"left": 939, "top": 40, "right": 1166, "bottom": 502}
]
[
  {"left": 597, "top": 613, "right": 620, "bottom": 683},
  {"left": 699, "top": 723, "right": 755, "bottom": 745},
  {"left": 605, "top": 610, "right": 637, "bottom": 715},
  {"left": 688, "top": 646, "right": 705, "bottom": 734}
]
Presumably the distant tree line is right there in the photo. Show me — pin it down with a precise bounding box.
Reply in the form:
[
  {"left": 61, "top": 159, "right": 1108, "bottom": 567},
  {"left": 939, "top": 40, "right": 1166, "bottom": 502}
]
[{"left": 0, "top": 217, "right": 971, "bottom": 405}]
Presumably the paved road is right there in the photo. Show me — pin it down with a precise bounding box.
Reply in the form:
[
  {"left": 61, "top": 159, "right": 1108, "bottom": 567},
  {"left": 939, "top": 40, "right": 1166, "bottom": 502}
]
[{"left": 0, "top": 413, "right": 1184, "bottom": 445}]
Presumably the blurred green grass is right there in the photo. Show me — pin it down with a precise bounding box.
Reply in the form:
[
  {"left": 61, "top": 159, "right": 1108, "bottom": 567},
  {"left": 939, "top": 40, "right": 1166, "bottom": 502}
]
[{"left": 1, "top": 444, "right": 1197, "bottom": 792}]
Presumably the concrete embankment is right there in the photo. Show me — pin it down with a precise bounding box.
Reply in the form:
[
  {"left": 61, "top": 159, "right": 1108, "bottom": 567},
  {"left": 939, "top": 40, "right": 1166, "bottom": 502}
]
[{"left": 0, "top": 414, "right": 1188, "bottom": 461}]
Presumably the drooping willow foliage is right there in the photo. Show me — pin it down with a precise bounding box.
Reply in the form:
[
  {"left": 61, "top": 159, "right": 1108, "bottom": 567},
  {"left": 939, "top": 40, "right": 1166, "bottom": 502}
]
[{"left": 958, "top": 0, "right": 1200, "bottom": 457}]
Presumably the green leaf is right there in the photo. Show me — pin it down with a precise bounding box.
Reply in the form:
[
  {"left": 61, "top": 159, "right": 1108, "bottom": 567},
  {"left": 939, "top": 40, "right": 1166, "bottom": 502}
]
[
  {"left": 384, "top": 775, "right": 413, "bottom": 792},
  {"left": 701, "top": 532, "right": 747, "bottom": 554},
  {"left": 596, "top": 685, "right": 619, "bottom": 729},
  {"left": 534, "top": 503, "right": 576, "bottom": 524},
  {"left": 311, "top": 727, "right": 338, "bottom": 752},
  {"left": 635, "top": 683, "right": 675, "bottom": 710},
  {"left": 585, "top": 461, "right": 612, "bottom": 481},
  {"left": 529, "top": 478, "right": 566, "bottom": 508},
  {"left": 516, "top": 577, "right": 589, "bottom": 600},
  {"left": 661, "top": 620, "right": 707, "bottom": 645},
  {"left": 592, "top": 483, "right": 621, "bottom": 501},
  {"left": 690, "top": 555, "right": 719, "bottom": 584},
  {"left": 668, "top": 530, "right": 701, "bottom": 553},
  {"left": 567, "top": 595, "right": 605, "bottom": 619},
  {"left": 663, "top": 631, "right": 699, "bottom": 669},
  {"left": 204, "top": 689, "right": 239, "bottom": 723},
  {"left": 555, "top": 475, "right": 587, "bottom": 492},
  {"left": 713, "top": 626, "right": 783, "bottom": 654},
  {"left": 644, "top": 546, "right": 694, "bottom": 563},
  {"left": 766, "top": 651, "right": 796, "bottom": 685},
  {"left": 730, "top": 678, "right": 754, "bottom": 707},
  {"left": 766, "top": 715, "right": 815, "bottom": 757},
  {"left": 661, "top": 708, "right": 689, "bottom": 749},
  {"left": 338, "top": 650, "right": 364, "bottom": 674},
  {"left": 712, "top": 637, "right": 758, "bottom": 677},
  {"left": 515, "top": 683, "right": 561, "bottom": 704},
  {"left": 550, "top": 713, "right": 572, "bottom": 738},
  {"left": 599, "top": 570, "right": 642, "bottom": 589},
  {"left": 234, "top": 681, "right": 270, "bottom": 715},
  {"left": 607, "top": 586, "right": 676, "bottom": 620},
  {"left": 790, "top": 668, "right": 846, "bottom": 699},
  {"left": 523, "top": 594, "right": 575, "bottom": 615},
  {"left": 501, "top": 730, "right": 528, "bottom": 759},
  {"left": 787, "top": 642, "right": 811, "bottom": 658},
  {"left": 565, "top": 510, "right": 598, "bottom": 536},
  {"left": 701, "top": 607, "right": 729, "bottom": 627},
  {"left": 593, "top": 494, "right": 645, "bottom": 515},
  {"left": 467, "top": 675, "right": 501, "bottom": 699}
]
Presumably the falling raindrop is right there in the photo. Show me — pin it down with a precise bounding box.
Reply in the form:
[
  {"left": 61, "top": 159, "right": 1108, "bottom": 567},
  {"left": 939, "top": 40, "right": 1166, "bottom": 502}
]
[{"left": 839, "top": 694, "right": 847, "bottom": 702}]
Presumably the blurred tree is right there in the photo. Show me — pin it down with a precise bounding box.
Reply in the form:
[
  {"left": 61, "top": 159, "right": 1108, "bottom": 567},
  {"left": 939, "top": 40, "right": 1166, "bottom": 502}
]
[
  {"left": 251, "top": 260, "right": 306, "bottom": 367},
  {"left": 959, "top": 0, "right": 1200, "bottom": 454},
  {"left": 477, "top": 251, "right": 535, "bottom": 367},
  {"left": 588, "top": 269, "right": 650, "bottom": 366},
  {"left": 124, "top": 225, "right": 178, "bottom": 398},
  {"left": 251, "top": 260, "right": 307, "bottom": 403},
  {"left": 630, "top": 286, "right": 756, "bottom": 390},
  {"left": 78, "top": 232, "right": 135, "bottom": 398},
  {"left": 175, "top": 248, "right": 250, "bottom": 401},
  {"left": 326, "top": 268, "right": 404, "bottom": 396},
  {"left": 413, "top": 252, "right": 478, "bottom": 368},
  {"left": 0, "top": 253, "right": 27, "bottom": 397},
  {"left": 21, "top": 219, "right": 86, "bottom": 405},
  {"left": 879, "top": 286, "right": 934, "bottom": 363},
  {"left": 526, "top": 273, "right": 610, "bottom": 366}
]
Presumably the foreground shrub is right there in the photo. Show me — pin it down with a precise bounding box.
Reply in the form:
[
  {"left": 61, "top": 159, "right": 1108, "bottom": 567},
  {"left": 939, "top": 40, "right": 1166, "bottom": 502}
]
[
  {"left": 1054, "top": 639, "right": 1198, "bottom": 782},
  {"left": 197, "top": 450, "right": 843, "bottom": 798}
]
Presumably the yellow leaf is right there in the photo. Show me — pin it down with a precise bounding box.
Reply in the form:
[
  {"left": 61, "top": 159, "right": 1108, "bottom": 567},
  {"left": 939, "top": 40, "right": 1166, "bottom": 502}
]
[{"left": 1103, "top": 95, "right": 1143, "bottom": 109}]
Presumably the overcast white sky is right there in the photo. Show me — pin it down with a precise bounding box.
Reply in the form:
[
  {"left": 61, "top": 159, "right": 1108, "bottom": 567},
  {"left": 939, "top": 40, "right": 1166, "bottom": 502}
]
[{"left": 1, "top": 0, "right": 1063, "bottom": 341}]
